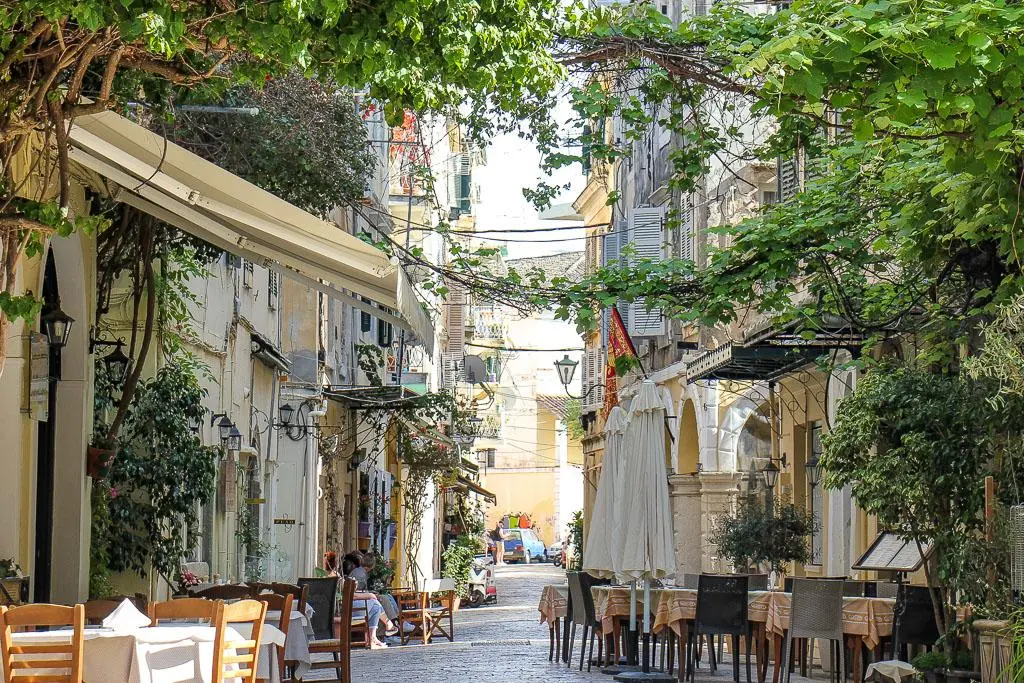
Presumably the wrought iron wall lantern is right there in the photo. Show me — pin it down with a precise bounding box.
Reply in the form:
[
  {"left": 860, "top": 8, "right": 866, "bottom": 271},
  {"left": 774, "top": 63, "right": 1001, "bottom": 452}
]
[
  {"left": 761, "top": 453, "right": 788, "bottom": 490},
  {"left": 805, "top": 455, "right": 822, "bottom": 488},
  {"left": 90, "top": 333, "right": 131, "bottom": 383},
  {"left": 42, "top": 305, "right": 74, "bottom": 349},
  {"left": 209, "top": 413, "right": 242, "bottom": 452},
  {"left": 252, "top": 402, "right": 320, "bottom": 441},
  {"left": 553, "top": 354, "right": 600, "bottom": 400}
]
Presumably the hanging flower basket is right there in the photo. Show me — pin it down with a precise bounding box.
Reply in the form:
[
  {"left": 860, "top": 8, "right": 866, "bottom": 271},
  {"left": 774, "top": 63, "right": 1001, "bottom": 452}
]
[{"left": 86, "top": 446, "right": 116, "bottom": 480}]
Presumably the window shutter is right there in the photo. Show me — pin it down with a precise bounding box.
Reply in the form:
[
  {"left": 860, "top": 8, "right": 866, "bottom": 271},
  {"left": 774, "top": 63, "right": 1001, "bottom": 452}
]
[
  {"left": 627, "top": 207, "right": 668, "bottom": 337},
  {"left": 268, "top": 271, "right": 279, "bottom": 310},
  {"left": 442, "top": 351, "right": 463, "bottom": 390},
  {"left": 581, "top": 348, "right": 593, "bottom": 411},
  {"left": 602, "top": 223, "right": 629, "bottom": 339},
  {"left": 778, "top": 155, "right": 799, "bottom": 201},
  {"left": 677, "top": 194, "right": 694, "bottom": 263},
  {"left": 446, "top": 285, "right": 467, "bottom": 347}
]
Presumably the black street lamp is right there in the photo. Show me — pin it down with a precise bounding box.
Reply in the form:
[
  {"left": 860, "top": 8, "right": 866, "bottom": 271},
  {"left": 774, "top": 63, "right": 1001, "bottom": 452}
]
[
  {"left": 554, "top": 354, "right": 578, "bottom": 388},
  {"left": 225, "top": 425, "right": 243, "bottom": 452},
  {"left": 216, "top": 415, "right": 234, "bottom": 442},
  {"left": 762, "top": 458, "right": 782, "bottom": 490},
  {"left": 102, "top": 341, "right": 131, "bottom": 383},
  {"left": 553, "top": 354, "right": 600, "bottom": 401},
  {"left": 42, "top": 305, "right": 74, "bottom": 349},
  {"left": 279, "top": 403, "right": 295, "bottom": 426},
  {"left": 806, "top": 455, "right": 822, "bottom": 488}
]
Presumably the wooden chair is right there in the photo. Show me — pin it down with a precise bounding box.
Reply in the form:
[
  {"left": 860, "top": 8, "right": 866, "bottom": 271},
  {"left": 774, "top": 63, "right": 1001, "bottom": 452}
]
[
  {"left": 259, "top": 593, "right": 294, "bottom": 682},
  {"left": 0, "top": 603, "right": 86, "bottom": 683},
  {"left": 348, "top": 595, "right": 372, "bottom": 649},
  {"left": 423, "top": 578, "right": 457, "bottom": 643},
  {"left": 150, "top": 597, "right": 221, "bottom": 624},
  {"left": 213, "top": 599, "right": 267, "bottom": 683},
  {"left": 394, "top": 588, "right": 433, "bottom": 645},
  {"left": 194, "top": 584, "right": 257, "bottom": 601},
  {"left": 83, "top": 599, "right": 122, "bottom": 625},
  {"left": 304, "top": 577, "right": 353, "bottom": 683}
]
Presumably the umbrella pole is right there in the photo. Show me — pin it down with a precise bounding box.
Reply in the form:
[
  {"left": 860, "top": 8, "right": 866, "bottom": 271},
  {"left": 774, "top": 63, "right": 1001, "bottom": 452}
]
[
  {"left": 638, "top": 581, "right": 647, "bottom": 675},
  {"left": 630, "top": 581, "right": 638, "bottom": 665},
  {"left": 613, "top": 578, "right": 674, "bottom": 683}
]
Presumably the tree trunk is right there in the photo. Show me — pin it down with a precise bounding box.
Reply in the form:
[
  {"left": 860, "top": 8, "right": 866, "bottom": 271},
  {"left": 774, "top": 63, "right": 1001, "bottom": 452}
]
[{"left": 107, "top": 225, "right": 156, "bottom": 441}]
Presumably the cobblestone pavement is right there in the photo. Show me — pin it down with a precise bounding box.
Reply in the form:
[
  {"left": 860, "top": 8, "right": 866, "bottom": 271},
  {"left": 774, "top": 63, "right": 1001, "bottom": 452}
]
[{"left": 307, "top": 563, "right": 819, "bottom": 683}]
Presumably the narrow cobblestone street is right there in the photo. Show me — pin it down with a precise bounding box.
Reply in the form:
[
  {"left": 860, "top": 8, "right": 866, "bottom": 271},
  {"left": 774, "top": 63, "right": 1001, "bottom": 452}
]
[{"left": 307, "top": 564, "right": 819, "bottom": 683}]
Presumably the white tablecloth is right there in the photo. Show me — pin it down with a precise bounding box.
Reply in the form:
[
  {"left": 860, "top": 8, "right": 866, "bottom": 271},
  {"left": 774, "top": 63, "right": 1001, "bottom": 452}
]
[
  {"left": 12, "top": 623, "right": 286, "bottom": 683},
  {"left": 264, "top": 610, "right": 312, "bottom": 679}
]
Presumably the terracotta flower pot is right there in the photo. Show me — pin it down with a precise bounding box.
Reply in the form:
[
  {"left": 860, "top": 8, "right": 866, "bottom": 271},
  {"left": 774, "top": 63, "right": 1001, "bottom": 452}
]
[{"left": 86, "top": 447, "right": 115, "bottom": 480}]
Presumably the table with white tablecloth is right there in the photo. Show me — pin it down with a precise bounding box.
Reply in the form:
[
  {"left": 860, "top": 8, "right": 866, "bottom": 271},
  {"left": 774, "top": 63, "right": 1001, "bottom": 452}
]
[
  {"left": 12, "top": 623, "right": 287, "bottom": 683},
  {"left": 265, "top": 609, "right": 312, "bottom": 679}
]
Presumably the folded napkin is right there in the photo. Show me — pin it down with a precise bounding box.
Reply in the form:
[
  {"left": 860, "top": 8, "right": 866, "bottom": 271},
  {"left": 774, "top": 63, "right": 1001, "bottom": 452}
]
[{"left": 102, "top": 599, "right": 152, "bottom": 631}]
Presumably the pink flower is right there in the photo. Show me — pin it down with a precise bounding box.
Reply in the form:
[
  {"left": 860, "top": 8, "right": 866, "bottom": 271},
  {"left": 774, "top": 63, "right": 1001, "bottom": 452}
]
[{"left": 109, "top": 487, "right": 119, "bottom": 499}]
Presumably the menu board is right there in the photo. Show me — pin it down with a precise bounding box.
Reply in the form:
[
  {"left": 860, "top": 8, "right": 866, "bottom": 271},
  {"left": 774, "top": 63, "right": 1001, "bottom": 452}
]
[
  {"left": 852, "top": 532, "right": 931, "bottom": 572},
  {"left": 29, "top": 333, "right": 49, "bottom": 421}
]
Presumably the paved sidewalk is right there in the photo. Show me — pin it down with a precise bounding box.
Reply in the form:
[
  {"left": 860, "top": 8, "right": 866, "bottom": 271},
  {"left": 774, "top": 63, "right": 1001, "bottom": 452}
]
[{"left": 306, "top": 563, "right": 821, "bottom": 683}]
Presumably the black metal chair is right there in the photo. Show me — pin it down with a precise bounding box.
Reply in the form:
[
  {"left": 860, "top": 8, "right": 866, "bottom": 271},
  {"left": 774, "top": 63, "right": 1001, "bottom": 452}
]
[
  {"left": 871, "top": 582, "right": 899, "bottom": 599},
  {"left": 893, "top": 585, "right": 941, "bottom": 660},
  {"left": 687, "top": 574, "right": 752, "bottom": 683},
  {"left": 297, "top": 576, "right": 339, "bottom": 641},
  {"left": 783, "top": 578, "right": 846, "bottom": 683},
  {"left": 566, "top": 572, "right": 609, "bottom": 672},
  {"left": 842, "top": 581, "right": 867, "bottom": 597},
  {"left": 746, "top": 574, "right": 769, "bottom": 591}
]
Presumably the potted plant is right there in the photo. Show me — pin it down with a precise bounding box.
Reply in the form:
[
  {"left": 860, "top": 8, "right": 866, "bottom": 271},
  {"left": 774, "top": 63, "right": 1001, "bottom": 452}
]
[
  {"left": 913, "top": 651, "right": 949, "bottom": 683},
  {"left": 87, "top": 434, "right": 117, "bottom": 480},
  {"left": 0, "top": 558, "right": 26, "bottom": 605},
  {"left": 709, "top": 495, "right": 814, "bottom": 580}
]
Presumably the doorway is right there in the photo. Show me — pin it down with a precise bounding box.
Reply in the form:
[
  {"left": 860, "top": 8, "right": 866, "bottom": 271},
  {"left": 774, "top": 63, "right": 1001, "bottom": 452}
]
[{"left": 33, "top": 251, "right": 59, "bottom": 603}]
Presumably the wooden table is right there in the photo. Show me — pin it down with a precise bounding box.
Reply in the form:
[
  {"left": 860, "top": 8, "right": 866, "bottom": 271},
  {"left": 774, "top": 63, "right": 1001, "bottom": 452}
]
[
  {"left": 592, "top": 586, "right": 895, "bottom": 682},
  {"left": 538, "top": 583, "right": 568, "bottom": 662}
]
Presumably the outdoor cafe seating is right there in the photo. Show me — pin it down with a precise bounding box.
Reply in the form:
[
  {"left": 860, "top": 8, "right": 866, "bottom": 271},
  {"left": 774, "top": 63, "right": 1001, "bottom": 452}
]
[
  {"left": 0, "top": 597, "right": 274, "bottom": 683},
  {"left": 542, "top": 572, "right": 956, "bottom": 683}
]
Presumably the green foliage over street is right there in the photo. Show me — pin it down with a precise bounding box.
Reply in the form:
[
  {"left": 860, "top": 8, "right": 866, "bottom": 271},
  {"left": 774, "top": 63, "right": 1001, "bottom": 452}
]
[
  {"left": 0, "top": 0, "right": 567, "bottom": 373},
  {"left": 167, "top": 70, "right": 375, "bottom": 219},
  {"left": 478, "top": 0, "right": 1024, "bottom": 368}
]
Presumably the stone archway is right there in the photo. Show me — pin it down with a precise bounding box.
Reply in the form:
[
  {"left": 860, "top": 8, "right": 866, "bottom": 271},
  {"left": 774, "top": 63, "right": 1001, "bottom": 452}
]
[
  {"left": 678, "top": 399, "right": 699, "bottom": 474},
  {"left": 716, "top": 383, "right": 768, "bottom": 473}
]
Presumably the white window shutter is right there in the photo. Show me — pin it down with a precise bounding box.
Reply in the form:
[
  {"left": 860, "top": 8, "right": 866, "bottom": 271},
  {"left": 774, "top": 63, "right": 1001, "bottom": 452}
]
[
  {"left": 582, "top": 348, "right": 596, "bottom": 411},
  {"left": 627, "top": 207, "right": 667, "bottom": 337},
  {"left": 679, "top": 195, "right": 694, "bottom": 263}
]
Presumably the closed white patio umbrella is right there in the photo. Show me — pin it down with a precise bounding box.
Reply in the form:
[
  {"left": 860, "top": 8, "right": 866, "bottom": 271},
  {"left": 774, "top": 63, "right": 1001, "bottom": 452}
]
[
  {"left": 614, "top": 379, "right": 676, "bottom": 682},
  {"left": 583, "top": 406, "right": 627, "bottom": 579}
]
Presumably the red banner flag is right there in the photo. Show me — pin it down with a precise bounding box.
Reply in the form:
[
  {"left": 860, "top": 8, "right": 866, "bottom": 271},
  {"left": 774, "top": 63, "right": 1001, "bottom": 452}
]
[{"left": 604, "top": 307, "right": 636, "bottom": 417}]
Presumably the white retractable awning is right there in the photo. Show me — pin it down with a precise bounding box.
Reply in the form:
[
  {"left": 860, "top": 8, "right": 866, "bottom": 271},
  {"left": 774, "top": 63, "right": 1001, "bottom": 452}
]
[{"left": 67, "top": 110, "right": 434, "bottom": 353}]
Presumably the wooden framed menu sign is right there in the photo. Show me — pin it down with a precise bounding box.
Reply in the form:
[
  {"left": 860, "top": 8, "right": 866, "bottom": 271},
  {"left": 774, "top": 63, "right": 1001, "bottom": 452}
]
[{"left": 852, "top": 532, "right": 932, "bottom": 573}]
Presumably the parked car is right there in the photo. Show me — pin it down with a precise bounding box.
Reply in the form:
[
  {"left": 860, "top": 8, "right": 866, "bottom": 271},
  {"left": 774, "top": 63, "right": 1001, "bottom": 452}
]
[
  {"left": 546, "top": 541, "right": 563, "bottom": 567},
  {"left": 503, "top": 528, "right": 546, "bottom": 564}
]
